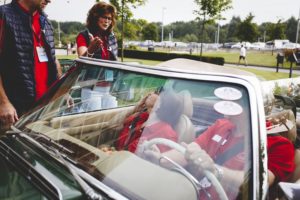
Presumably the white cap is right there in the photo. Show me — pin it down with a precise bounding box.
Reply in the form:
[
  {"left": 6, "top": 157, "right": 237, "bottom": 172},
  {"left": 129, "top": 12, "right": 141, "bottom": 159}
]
[
  {"left": 214, "top": 101, "right": 243, "bottom": 116},
  {"left": 267, "top": 120, "right": 294, "bottom": 134},
  {"left": 214, "top": 87, "right": 242, "bottom": 101}
]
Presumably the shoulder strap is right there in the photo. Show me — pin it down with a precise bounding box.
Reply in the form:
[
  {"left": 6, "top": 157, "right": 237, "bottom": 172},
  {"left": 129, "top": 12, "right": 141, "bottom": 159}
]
[
  {"left": 80, "top": 29, "right": 90, "bottom": 47},
  {"left": 215, "top": 140, "right": 244, "bottom": 165}
]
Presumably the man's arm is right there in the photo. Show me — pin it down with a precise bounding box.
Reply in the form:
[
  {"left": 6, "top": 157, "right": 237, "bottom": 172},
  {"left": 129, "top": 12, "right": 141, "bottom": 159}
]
[
  {"left": 268, "top": 169, "right": 276, "bottom": 186},
  {"left": 0, "top": 75, "right": 18, "bottom": 128},
  {"left": 55, "top": 58, "right": 62, "bottom": 78}
]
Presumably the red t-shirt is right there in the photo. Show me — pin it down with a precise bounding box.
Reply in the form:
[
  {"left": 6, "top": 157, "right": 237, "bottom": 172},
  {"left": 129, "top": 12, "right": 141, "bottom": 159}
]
[
  {"left": 76, "top": 33, "right": 110, "bottom": 60},
  {"left": 32, "top": 12, "right": 49, "bottom": 100},
  {"left": 194, "top": 119, "right": 244, "bottom": 200},
  {"left": 267, "top": 135, "right": 295, "bottom": 182}
]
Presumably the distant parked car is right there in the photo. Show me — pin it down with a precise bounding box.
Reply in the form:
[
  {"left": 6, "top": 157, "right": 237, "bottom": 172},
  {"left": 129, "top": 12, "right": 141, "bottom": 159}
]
[
  {"left": 222, "top": 42, "right": 236, "bottom": 48},
  {"left": 251, "top": 42, "right": 266, "bottom": 50},
  {"left": 231, "top": 42, "right": 252, "bottom": 49},
  {"left": 282, "top": 43, "right": 300, "bottom": 49}
]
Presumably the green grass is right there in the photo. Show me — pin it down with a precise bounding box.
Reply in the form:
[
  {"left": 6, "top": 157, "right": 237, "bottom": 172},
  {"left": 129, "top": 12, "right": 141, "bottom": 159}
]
[
  {"left": 57, "top": 55, "right": 298, "bottom": 81},
  {"left": 57, "top": 54, "right": 78, "bottom": 60},
  {"left": 201, "top": 51, "right": 297, "bottom": 69},
  {"left": 232, "top": 67, "right": 298, "bottom": 80}
]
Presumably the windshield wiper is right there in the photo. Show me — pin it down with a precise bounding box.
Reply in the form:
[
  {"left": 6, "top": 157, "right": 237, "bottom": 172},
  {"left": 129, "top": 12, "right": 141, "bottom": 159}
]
[
  {"left": 52, "top": 147, "right": 102, "bottom": 200},
  {"left": 10, "top": 125, "right": 74, "bottom": 154}
]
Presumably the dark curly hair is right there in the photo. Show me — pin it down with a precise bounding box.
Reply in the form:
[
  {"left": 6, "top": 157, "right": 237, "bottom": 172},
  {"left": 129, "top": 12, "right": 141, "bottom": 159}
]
[{"left": 86, "top": 2, "right": 117, "bottom": 35}]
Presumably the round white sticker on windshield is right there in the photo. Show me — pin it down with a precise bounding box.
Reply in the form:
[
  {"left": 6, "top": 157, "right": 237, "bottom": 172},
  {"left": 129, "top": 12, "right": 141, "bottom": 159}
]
[
  {"left": 214, "top": 101, "right": 243, "bottom": 116},
  {"left": 214, "top": 87, "right": 242, "bottom": 101}
]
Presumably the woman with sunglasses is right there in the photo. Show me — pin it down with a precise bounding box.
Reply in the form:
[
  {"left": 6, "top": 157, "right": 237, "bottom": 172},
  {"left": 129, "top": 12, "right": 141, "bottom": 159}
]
[{"left": 76, "top": 2, "right": 118, "bottom": 60}]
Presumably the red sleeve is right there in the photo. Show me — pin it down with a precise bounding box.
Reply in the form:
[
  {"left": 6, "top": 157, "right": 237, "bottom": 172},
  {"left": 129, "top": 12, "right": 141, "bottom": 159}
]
[
  {"left": 194, "top": 122, "right": 216, "bottom": 149},
  {"left": 267, "top": 136, "right": 295, "bottom": 182},
  {"left": 195, "top": 119, "right": 235, "bottom": 149},
  {"left": 76, "top": 33, "right": 87, "bottom": 48}
]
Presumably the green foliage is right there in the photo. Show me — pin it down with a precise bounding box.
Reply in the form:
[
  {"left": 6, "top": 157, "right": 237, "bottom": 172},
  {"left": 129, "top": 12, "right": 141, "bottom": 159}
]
[
  {"left": 194, "top": 0, "right": 232, "bottom": 21},
  {"left": 285, "top": 17, "right": 298, "bottom": 42},
  {"left": 51, "top": 20, "right": 85, "bottom": 46},
  {"left": 225, "top": 16, "right": 241, "bottom": 42},
  {"left": 142, "top": 23, "right": 158, "bottom": 41},
  {"left": 194, "top": 0, "right": 232, "bottom": 55},
  {"left": 237, "top": 13, "right": 259, "bottom": 42},
  {"left": 109, "top": 0, "right": 146, "bottom": 20},
  {"left": 109, "top": 0, "right": 147, "bottom": 60},
  {"left": 273, "top": 82, "right": 282, "bottom": 95},
  {"left": 182, "top": 34, "right": 198, "bottom": 43},
  {"left": 268, "top": 20, "right": 286, "bottom": 40}
]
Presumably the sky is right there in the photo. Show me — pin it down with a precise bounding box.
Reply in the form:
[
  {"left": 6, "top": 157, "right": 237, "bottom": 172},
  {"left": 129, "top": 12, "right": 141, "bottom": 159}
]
[{"left": 4, "top": 0, "right": 299, "bottom": 25}]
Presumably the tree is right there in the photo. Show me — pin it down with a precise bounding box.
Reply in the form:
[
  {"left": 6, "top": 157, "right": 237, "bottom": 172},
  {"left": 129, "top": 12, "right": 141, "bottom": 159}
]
[
  {"left": 182, "top": 34, "right": 198, "bottom": 43},
  {"left": 266, "top": 20, "right": 286, "bottom": 41},
  {"left": 194, "top": 0, "right": 232, "bottom": 57},
  {"left": 285, "top": 17, "right": 298, "bottom": 42},
  {"left": 237, "top": 13, "right": 259, "bottom": 42},
  {"left": 273, "top": 20, "right": 286, "bottom": 40},
  {"left": 258, "top": 22, "right": 272, "bottom": 42},
  {"left": 109, "top": 0, "right": 147, "bottom": 61},
  {"left": 226, "top": 16, "right": 241, "bottom": 42},
  {"left": 142, "top": 23, "right": 158, "bottom": 41}
]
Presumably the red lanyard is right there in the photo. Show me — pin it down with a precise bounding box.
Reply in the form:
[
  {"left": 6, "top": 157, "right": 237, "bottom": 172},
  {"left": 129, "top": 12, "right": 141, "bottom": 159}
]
[{"left": 32, "top": 24, "right": 43, "bottom": 46}]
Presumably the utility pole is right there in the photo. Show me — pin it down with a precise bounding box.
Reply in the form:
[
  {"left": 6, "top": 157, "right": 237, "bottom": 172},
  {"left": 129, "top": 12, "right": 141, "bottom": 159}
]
[
  {"left": 58, "top": 21, "right": 62, "bottom": 48},
  {"left": 121, "top": 0, "right": 124, "bottom": 62},
  {"left": 161, "top": 7, "right": 166, "bottom": 42},
  {"left": 263, "top": 31, "right": 266, "bottom": 43},
  {"left": 216, "top": 22, "right": 220, "bottom": 45},
  {"left": 296, "top": 8, "right": 300, "bottom": 44}
]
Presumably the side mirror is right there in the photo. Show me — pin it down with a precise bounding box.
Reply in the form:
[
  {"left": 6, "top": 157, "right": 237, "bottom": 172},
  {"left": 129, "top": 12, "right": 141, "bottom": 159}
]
[{"left": 278, "top": 182, "right": 300, "bottom": 200}]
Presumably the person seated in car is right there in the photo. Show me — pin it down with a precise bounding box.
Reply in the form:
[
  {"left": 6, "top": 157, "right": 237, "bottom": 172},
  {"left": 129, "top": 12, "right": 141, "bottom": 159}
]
[
  {"left": 141, "top": 100, "right": 247, "bottom": 200},
  {"left": 266, "top": 120, "right": 295, "bottom": 187},
  {"left": 116, "top": 90, "right": 184, "bottom": 153},
  {"left": 115, "top": 92, "right": 158, "bottom": 152}
]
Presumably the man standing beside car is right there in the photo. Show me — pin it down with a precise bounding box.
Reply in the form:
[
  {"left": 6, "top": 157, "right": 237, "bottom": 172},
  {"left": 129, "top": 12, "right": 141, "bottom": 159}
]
[{"left": 0, "top": 0, "right": 61, "bottom": 131}]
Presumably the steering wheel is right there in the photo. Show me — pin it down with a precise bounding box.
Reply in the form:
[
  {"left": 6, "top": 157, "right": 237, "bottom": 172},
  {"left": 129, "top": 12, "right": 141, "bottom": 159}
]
[{"left": 141, "top": 138, "right": 229, "bottom": 200}]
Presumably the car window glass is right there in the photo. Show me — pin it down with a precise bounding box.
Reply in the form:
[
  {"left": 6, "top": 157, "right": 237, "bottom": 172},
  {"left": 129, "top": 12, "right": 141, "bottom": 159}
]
[
  {"left": 0, "top": 157, "right": 48, "bottom": 200},
  {"left": 16, "top": 63, "right": 253, "bottom": 200}
]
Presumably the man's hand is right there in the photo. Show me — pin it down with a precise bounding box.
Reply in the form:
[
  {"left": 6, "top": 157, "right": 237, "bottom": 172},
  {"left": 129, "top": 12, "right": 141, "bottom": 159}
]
[
  {"left": 184, "top": 142, "right": 215, "bottom": 178},
  {"left": 0, "top": 101, "right": 18, "bottom": 129}
]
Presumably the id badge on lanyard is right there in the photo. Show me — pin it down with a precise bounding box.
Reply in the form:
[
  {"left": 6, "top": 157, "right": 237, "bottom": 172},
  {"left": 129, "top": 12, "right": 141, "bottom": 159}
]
[
  {"left": 36, "top": 46, "right": 48, "bottom": 62},
  {"left": 33, "top": 24, "right": 48, "bottom": 63}
]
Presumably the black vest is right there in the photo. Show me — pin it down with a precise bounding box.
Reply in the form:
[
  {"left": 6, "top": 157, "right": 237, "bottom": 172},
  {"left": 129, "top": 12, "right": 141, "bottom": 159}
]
[{"left": 0, "top": 1, "right": 57, "bottom": 113}]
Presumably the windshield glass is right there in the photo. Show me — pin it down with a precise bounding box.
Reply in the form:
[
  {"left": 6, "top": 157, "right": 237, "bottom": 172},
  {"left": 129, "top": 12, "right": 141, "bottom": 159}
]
[{"left": 16, "top": 62, "right": 252, "bottom": 200}]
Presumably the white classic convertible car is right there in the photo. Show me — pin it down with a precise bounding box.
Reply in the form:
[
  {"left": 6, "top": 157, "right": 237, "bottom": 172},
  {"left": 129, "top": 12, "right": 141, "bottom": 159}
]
[{"left": 0, "top": 57, "right": 299, "bottom": 200}]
